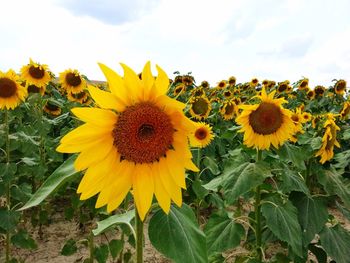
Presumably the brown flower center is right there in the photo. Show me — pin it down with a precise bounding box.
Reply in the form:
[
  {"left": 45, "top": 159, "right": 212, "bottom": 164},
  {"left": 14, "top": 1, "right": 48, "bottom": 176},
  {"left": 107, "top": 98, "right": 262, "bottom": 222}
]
[
  {"left": 224, "top": 103, "right": 234, "bottom": 115},
  {"left": 45, "top": 102, "right": 60, "bottom": 111},
  {"left": 191, "top": 98, "right": 209, "bottom": 116},
  {"left": 335, "top": 80, "right": 346, "bottom": 92},
  {"left": 72, "top": 91, "right": 86, "bottom": 99},
  {"left": 28, "top": 85, "right": 41, "bottom": 93},
  {"left": 249, "top": 102, "right": 283, "bottom": 135},
  {"left": 113, "top": 102, "right": 174, "bottom": 164},
  {"left": 0, "top": 78, "right": 17, "bottom": 98},
  {"left": 65, "top": 72, "right": 82, "bottom": 87},
  {"left": 291, "top": 114, "right": 299, "bottom": 122},
  {"left": 278, "top": 84, "right": 287, "bottom": 92},
  {"left": 195, "top": 128, "right": 207, "bottom": 140},
  {"left": 29, "top": 65, "right": 45, "bottom": 79}
]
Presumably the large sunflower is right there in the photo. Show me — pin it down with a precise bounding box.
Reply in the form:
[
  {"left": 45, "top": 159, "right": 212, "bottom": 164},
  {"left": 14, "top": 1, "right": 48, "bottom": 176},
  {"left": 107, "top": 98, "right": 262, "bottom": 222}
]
[
  {"left": 315, "top": 114, "right": 340, "bottom": 164},
  {"left": 189, "top": 122, "right": 214, "bottom": 148},
  {"left": 0, "top": 70, "right": 27, "bottom": 110},
  {"left": 236, "top": 87, "right": 294, "bottom": 150},
  {"left": 57, "top": 62, "right": 198, "bottom": 221},
  {"left": 20, "top": 58, "right": 52, "bottom": 89},
  {"left": 59, "top": 69, "right": 86, "bottom": 94}
]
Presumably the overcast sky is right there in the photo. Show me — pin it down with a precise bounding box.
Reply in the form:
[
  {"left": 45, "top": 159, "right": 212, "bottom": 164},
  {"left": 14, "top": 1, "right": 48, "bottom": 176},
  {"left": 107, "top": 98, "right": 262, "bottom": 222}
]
[{"left": 1, "top": 0, "right": 349, "bottom": 87}]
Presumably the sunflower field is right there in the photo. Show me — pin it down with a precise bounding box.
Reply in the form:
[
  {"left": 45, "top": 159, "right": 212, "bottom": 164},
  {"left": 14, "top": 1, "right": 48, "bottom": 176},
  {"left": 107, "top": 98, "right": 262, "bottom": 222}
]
[{"left": 1, "top": 59, "right": 350, "bottom": 263}]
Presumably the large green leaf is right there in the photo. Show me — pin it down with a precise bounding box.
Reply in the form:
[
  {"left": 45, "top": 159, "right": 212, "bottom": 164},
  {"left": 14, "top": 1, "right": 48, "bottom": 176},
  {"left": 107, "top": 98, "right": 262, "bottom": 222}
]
[
  {"left": 223, "top": 161, "right": 272, "bottom": 204},
  {"left": 318, "top": 168, "right": 350, "bottom": 209},
  {"left": 92, "top": 210, "right": 135, "bottom": 237},
  {"left": 320, "top": 224, "right": 350, "bottom": 263},
  {"left": 278, "top": 168, "right": 309, "bottom": 195},
  {"left": 290, "top": 192, "right": 328, "bottom": 245},
  {"left": 261, "top": 195, "right": 302, "bottom": 256},
  {"left": 277, "top": 143, "right": 310, "bottom": 170},
  {"left": 19, "top": 155, "right": 79, "bottom": 211},
  {"left": 204, "top": 213, "right": 245, "bottom": 255},
  {"left": 149, "top": 204, "right": 208, "bottom": 263}
]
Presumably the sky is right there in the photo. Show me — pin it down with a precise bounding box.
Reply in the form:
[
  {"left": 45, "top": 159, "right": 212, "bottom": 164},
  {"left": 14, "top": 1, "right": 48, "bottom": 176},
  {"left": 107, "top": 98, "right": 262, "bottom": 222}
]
[{"left": 1, "top": 0, "right": 349, "bottom": 87}]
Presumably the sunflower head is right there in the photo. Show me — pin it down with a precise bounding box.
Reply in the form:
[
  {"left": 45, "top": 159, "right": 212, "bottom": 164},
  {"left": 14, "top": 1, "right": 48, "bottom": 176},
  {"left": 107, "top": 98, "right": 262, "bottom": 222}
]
[
  {"left": 189, "top": 122, "right": 214, "bottom": 148},
  {"left": 44, "top": 101, "right": 62, "bottom": 116},
  {"left": 340, "top": 101, "right": 350, "bottom": 119},
  {"left": 236, "top": 87, "right": 294, "bottom": 150},
  {"left": 298, "top": 78, "right": 309, "bottom": 90},
  {"left": 191, "top": 87, "right": 205, "bottom": 97},
  {"left": 228, "top": 76, "right": 236, "bottom": 86},
  {"left": 267, "top": 81, "right": 276, "bottom": 90},
  {"left": 277, "top": 81, "right": 290, "bottom": 93},
  {"left": 174, "top": 75, "right": 183, "bottom": 84},
  {"left": 301, "top": 112, "right": 312, "bottom": 123},
  {"left": 250, "top": 78, "right": 259, "bottom": 88},
  {"left": 182, "top": 75, "right": 194, "bottom": 86},
  {"left": 262, "top": 79, "right": 269, "bottom": 86},
  {"left": 334, "top": 79, "right": 347, "bottom": 95},
  {"left": 220, "top": 100, "right": 237, "bottom": 120},
  {"left": 223, "top": 89, "right": 233, "bottom": 99},
  {"left": 217, "top": 80, "right": 227, "bottom": 89},
  {"left": 307, "top": 89, "right": 315, "bottom": 100},
  {"left": 314, "top": 85, "right": 326, "bottom": 97},
  {"left": 59, "top": 69, "right": 86, "bottom": 94},
  {"left": 67, "top": 90, "right": 89, "bottom": 104},
  {"left": 57, "top": 62, "right": 199, "bottom": 221},
  {"left": 189, "top": 96, "right": 211, "bottom": 120},
  {"left": 200, "top": 80, "right": 210, "bottom": 89},
  {"left": 173, "top": 83, "right": 186, "bottom": 97},
  {"left": 20, "top": 58, "right": 52, "bottom": 88},
  {"left": 0, "top": 70, "right": 27, "bottom": 110}
]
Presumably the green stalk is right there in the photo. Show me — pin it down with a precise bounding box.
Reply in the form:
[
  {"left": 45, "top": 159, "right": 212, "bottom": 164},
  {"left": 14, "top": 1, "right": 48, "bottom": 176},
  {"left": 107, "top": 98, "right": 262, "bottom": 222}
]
[
  {"left": 305, "top": 159, "right": 312, "bottom": 189},
  {"left": 5, "top": 110, "right": 11, "bottom": 263},
  {"left": 255, "top": 150, "right": 262, "bottom": 261},
  {"left": 195, "top": 148, "right": 201, "bottom": 223},
  {"left": 88, "top": 231, "right": 94, "bottom": 263},
  {"left": 135, "top": 208, "right": 144, "bottom": 263}
]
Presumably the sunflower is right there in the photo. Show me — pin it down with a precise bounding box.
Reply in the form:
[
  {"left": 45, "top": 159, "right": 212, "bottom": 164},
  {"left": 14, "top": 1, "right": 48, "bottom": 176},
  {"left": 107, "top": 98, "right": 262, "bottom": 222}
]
[
  {"left": 57, "top": 62, "right": 198, "bottom": 221},
  {"left": 290, "top": 109, "right": 304, "bottom": 143},
  {"left": 59, "top": 69, "right": 86, "bottom": 94},
  {"left": 0, "top": 70, "right": 27, "bottom": 110},
  {"left": 277, "top": 81, "right": 290, "bottom": 93},
  {"left": 250, "top": 78, "right": 259, "bottom": 88},
  {"left": 189, "top": 122, "right": 214, "bottom": 148},
  {"left": 334, "top": 79, "right": 347, "bottom": 95},
  {"left": 236, "top": 87, "right": 294, "bottom": 150},
  {"left": 307, "top": 89, "right": 315, "bottom": 100},
  {"left": 27, "top": 84, "right": 45, "bottom": 95},
  {"left": 301, "top": 112, "right": 312, "bottom": 123},
  {"left": 173, "top": 83, "right": 186, "bottom": 97},
  {"left": 298, "top": 78, "right": 309, "bottom": 90},
  {"left": 44, "top": 101, "right": 62, "bottom": 116},
  {"left": 340, "top": 101, "right": 350, "bottom": 120},
  {"left": 232, "top": 97, "right": 241, "bottom": 105},
  {"left": 228, "top": 76, "right": 236, "bottom": 86},
  {"left": 220, "top": 100, "right": 237, "bottom": 120},
  {"left": 267, "top": 81, "right": 276, "bottom": 90},
  {"left": 191, "top": 87, "right": 205, "bottom": 97},
  {"left": 200, "top": 80, "right": 210, "bottom": 89},
  {"left": 20, "top": 58, "right": 52, "bottom": 89},
  {"left": 67, "top": 90, "right": 89, "bottom": 104},
  {"left": 314, "top": 85, "right": 325, "bottom": 97},
  {"left": 315, "top": 114, "right": 340, "bottom": 164},
  {"left": 182, "top": 75, "right": 194, "bottom": 86},
  {"left": 189, "top": 96, "right": 211, "bottom": 120},
  {"left": 174, "top": 75, "right": 183, "bottom": 84},
  {"left": 262, "top": 79, "right": 269, "bottom": 86},
  {"left": 217, "top": 80, "right": 227, "bottom": 89},
  {"left": 223, "top": 89, "right": 233, "bottom": 99}
]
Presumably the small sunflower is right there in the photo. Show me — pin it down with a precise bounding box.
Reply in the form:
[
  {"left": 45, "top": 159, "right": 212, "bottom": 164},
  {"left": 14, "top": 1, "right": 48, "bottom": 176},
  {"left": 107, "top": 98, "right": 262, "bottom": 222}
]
[
  {"left": 191, "top": 87, "right": 205, "bottom": 97},
  {"left": 298, "top": 78, "right": 309, "bottom": 90},
  {"left": 223, "top": 89, "right": 233, "bottom": 99},
  {"left": 334, "top": 79, "right": 347, "bottom": 95},
  {"left": 307, "top": 89, "right": 315, "bottom": 100},
  {"left": 182, "top": 75, "right": 194, "bottom": 86},
  {"left": 173, "top": 83, "right": 186, "bottom": 97},
  {"left": 220, "top": 100, "right": 237, "bottom": 120},
  {"left": 301, "top": 112, "right": 312, "bottom": 123},
  {"left": 44, "top": 101, "right": 62, "bottom": 116},
  {"left": 59, "top": 69, "right": 86, "bottom": 94},
  {"left": 315, "top": 114, "right": 340, "bottom": 164},
  {"left": 340, "top": 101, "right": 350, "bottom": 120},
  {"left": 189, "top": 96, "right": 211, "bottom": 120},
  {"left": 174, "top": 75, "right": 183, "bottom": 84},
  {"left": 277, "top": 81, "right": 290, "bottom": 93},
  {"left": 267, "top": 81, "right": 276, "bottom": 90},
  {"left": 236, "top": 87, "right": 294, "bottom": 150},
  {"left": 0, "top": 70, "right": 27, "bottom": 110},
  {"left": 228, "top": 76, "right": 236, "bottom": 86},
  {"left": 250, "top": 78, "right": 259, "bottom": 88},
  {"left": 232, "top": 97, "right": 241, "bottom": 105},
  {"left": 27, "top": 84, "right": 45, "bottom": 95},
  {"left": 57, "top": 62, "right": 199, "bottom": 221},
  {"left": 262, "top": 79, "right": 269, "bottom": 86},
  {"left": 67, "top": 90, "right": 89, "bottom": 104},
  {"left": 20, "top": 58, "right": 52, "bottom": 89},
  {"left": 200, "top": 80, "right": 210, "bottom": 89},
  {"left": 189, "top": 122, "right": 214, "bottom": 148},
  {"left": 217, "top": 80, "right": 227, "bottom": 89},
  {"left": 314, "top": 85, "right": 325, "bottom": 97},
  {"left": 290, "top": 109, "right": 304, "bottom": 143}
]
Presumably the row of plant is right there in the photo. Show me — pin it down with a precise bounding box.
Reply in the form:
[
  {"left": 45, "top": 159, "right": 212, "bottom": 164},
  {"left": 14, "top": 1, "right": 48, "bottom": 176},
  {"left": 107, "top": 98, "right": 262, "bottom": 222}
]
[{"left": 0, "top": 59, "right": 350, "bottom": 263}]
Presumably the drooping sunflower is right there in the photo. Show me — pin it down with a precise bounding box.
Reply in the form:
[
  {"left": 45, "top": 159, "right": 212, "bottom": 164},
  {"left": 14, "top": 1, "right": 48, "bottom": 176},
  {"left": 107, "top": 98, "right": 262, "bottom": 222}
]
[
  {"left": 307, "top": 89, "right": 315, "bottom": 100},
  {"left": 67, "top": 90, "right": 89, "bottom": 104},
  {"left": 334, "top": 79, "right": 347, "bottom": 95},
  {"left": 315, "top": 114, "right": 340, "bottom": 164},
  {"left": 228, "top": 76, "right": 236, "bottom": 86},
  {"left": 173, "top": 83, "right": 186, "bottom": 97},
  {"left": 236, "top": 87, "right": 294, "bottom": 150},
  {"left": 57, "top": 62, "right": 198, "bottom": 221},
  {"left": 189, "top": 96, "right": 211, "bottom": 120},
  {"left": 59, "top": 69, "right": 86, "bottom": 94},
  {"left": 340, "top": 101, "right": 350, "bottom": 120},
  {"left": 290, "top": 109, "right": 304, "bottom": 143},
  {"left": 20, "top": 59, "right": 52, "bottom": 90},
  {"left": 44, "top": 101, "right": 62, "bottom": 116},
  {"left": 220, "top": 100, "right": 237, "bottom": 120},
  {"left": 182, "top": 75, "right": 194, "bottom": 86},
  {"left": 189, "top": 122, "right": 214, "bottom": 148},
  {"left": 0, "top": 70, "right": 27, "bottom": 110},
  {"left": 314, "top": 85, "right": 325, "bottom": 97},
  {"left": 27, "top": 84, "right": 45, "bottom": 95}
]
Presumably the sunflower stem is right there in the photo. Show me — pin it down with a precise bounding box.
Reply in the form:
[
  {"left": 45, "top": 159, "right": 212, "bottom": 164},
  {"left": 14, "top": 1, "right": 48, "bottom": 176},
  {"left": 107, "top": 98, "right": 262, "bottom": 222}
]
[
  {"left": 135, "top": 207, "right": 144, "bottom": 263},
  {"left": 305, "top": 159, "right": 312, "bottom": 189},
  {"left": 88, "top": 231, "right": 94, "bottom": 263},
  {"left": 254, "top": 150, "right": 263, "bottom": 261},
  {"left": 4, "top": 110, "right": 11, "bottom": 263},
  {"left": 195, "top": 148, "right": 202, "bottom": 224}
]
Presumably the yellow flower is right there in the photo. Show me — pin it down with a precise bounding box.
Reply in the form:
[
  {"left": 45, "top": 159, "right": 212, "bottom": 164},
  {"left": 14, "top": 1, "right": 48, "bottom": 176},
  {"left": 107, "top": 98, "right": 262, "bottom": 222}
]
[
  {"left": 20, "top": 58, "right": 52, "bottom": 90},
  {"left": 182, "top": 75, "right": 194, "bottom": 86},
  {"left": 314, "top": 85, "right": 325, "bottom": 97},
  {"left": 290, "top": 109, "right": 304, "bottom": 143},
  {"left": 236, "top": 87, "right": 294, "bottom": 150},
  {"left": 307, "top": 89, "right": 315, "bottom": 100},
  {"left": 250, "top": 78, "right": 259, "bottom": 88},
  {"left": 189, "top": 122, "right": 214, "bottom": 148},
  {"left": 44, "top": 101, "right": 62, "bottom": 116},
  {"left": 222, "top": 89, "right": 233, "bottom": 99},
  {"left": 220, "top": 100, "right": 237, "bottom": 120},
  {"left": 340, "top": 101, "right": 350, "bottom": 120},
  {"left": 334, "top": 79, "right": 346, "bottom": 95},
  {"left": 173, "top": 83, "right": 186, "bottom": 97},
  {"left": 67, "top": 90, "right": 89, "bottom": 104},
  {"left": 200, "top": 80, "right": 210, "bottom": 89},
  {"left": 189, "top": 96, "right": 211, "bottom": 120},
  {"left": 277, "top": 81, "right": 290, "bottom": 93},
  {"left": 315, "top": 114, "right": 340, "bottom": 164},
  {"left": 217, "top": 80, "right": 227, "bottom": 89},
  {"left": 228, "top": 76, "right": 236, "bottom": 86},
  {"left": 27, "top": 84, "right": 45, "bottom": 95},
  {"left": 59, "top": 69, "right": 86, "bottom": 94},
  {"left": 191, "top": 87, "right": 205, "bottom": 97},
  {"left": 0, "top": 70, "right": 27, "bottom": 110},
  {"left": 57, "top": 62, "right": 198, "bottom": 221},
  {"left": 298, "top": 78, "right": 309, "bottom": 90},
  {"left": 301, "top": 112, "right": 312, "bottom": 123}
]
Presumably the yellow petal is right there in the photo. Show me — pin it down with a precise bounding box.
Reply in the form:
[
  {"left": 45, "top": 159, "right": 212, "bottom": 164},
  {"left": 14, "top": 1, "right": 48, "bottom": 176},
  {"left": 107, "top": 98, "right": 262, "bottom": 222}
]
[
  {"left": 152, "top": 163, "right": 171, "bottom": 214},
  {"left": 71, "top": 107, "right": 117, "bottom": 128},
  {"left": 165, "top": 151, "right": 186, "bottom": 189},
  {"left": 120, "top": 63, "right": 142, "bottom": 103},
  {"left": 154, "top": 64, "right": 169, "bottom": 96},
  {"left": 88, "top": 85, "right": 125, "bottom": 112},
  {"left": 141, "top": 61, "right": 155, "bottom": 101}
]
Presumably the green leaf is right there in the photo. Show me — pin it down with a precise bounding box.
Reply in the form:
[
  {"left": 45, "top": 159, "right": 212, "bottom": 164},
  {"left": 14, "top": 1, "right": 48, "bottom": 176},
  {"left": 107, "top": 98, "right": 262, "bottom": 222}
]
[
  {"left": 204, "top": 213, "right": 245, "bottom": 255},
  {"left": 0, "top": 163, "right": 17, "bottom": 183},
  {"left": 0, "top": 208, "right": 20, "bottom": 231},
  {"left": 109, "top": 239, "right": 124, "bottom": 260},
  {"left": 19, "top": 155, "right": 79, "bottom": 211},
  {"left": 278, "top": 168, "right": 309, "bottom": 195},
  {"left": 95, "top": 244, "right": 109, "bottom": 263},
  {"left": 202, "top": 175, "right": 223, "bottom": 192},
  {"left": 61, "top": 239, "right": 77, "bottom": 256},
  {"left": 336, "top": 201, "right": 350, "bottom": 221},
  {"left": 291, "top": 192, "right": 328, "bottom": 245},
  {"left": 192, "top": 180, "right": 209, "bottom": 199},
  {"left": 11, "top": 230, "right": 37, "bottom": 249},
  {"left": 202, "top": 156, "right": 220, "bottom": 175},
  {"left": 223, "top": 161, "right": 272, "bottom": 204},
  {"left": 318, "top": 168, "right": 350, "bottom": 209},
  {"left": 92, "top": 210, "right": 135, "bottom": 236},
  {"left": 277, "top": 143, "right": 309, "bottom": 170},
  {"left": 261, "top": 195, "right": 303, "bottom": 256},
  {"left": 149, "top": 204, "right": 208, "bottom": 263},
  {"left": 320, "top": 224, "right": 350, "bottom": 263}
]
